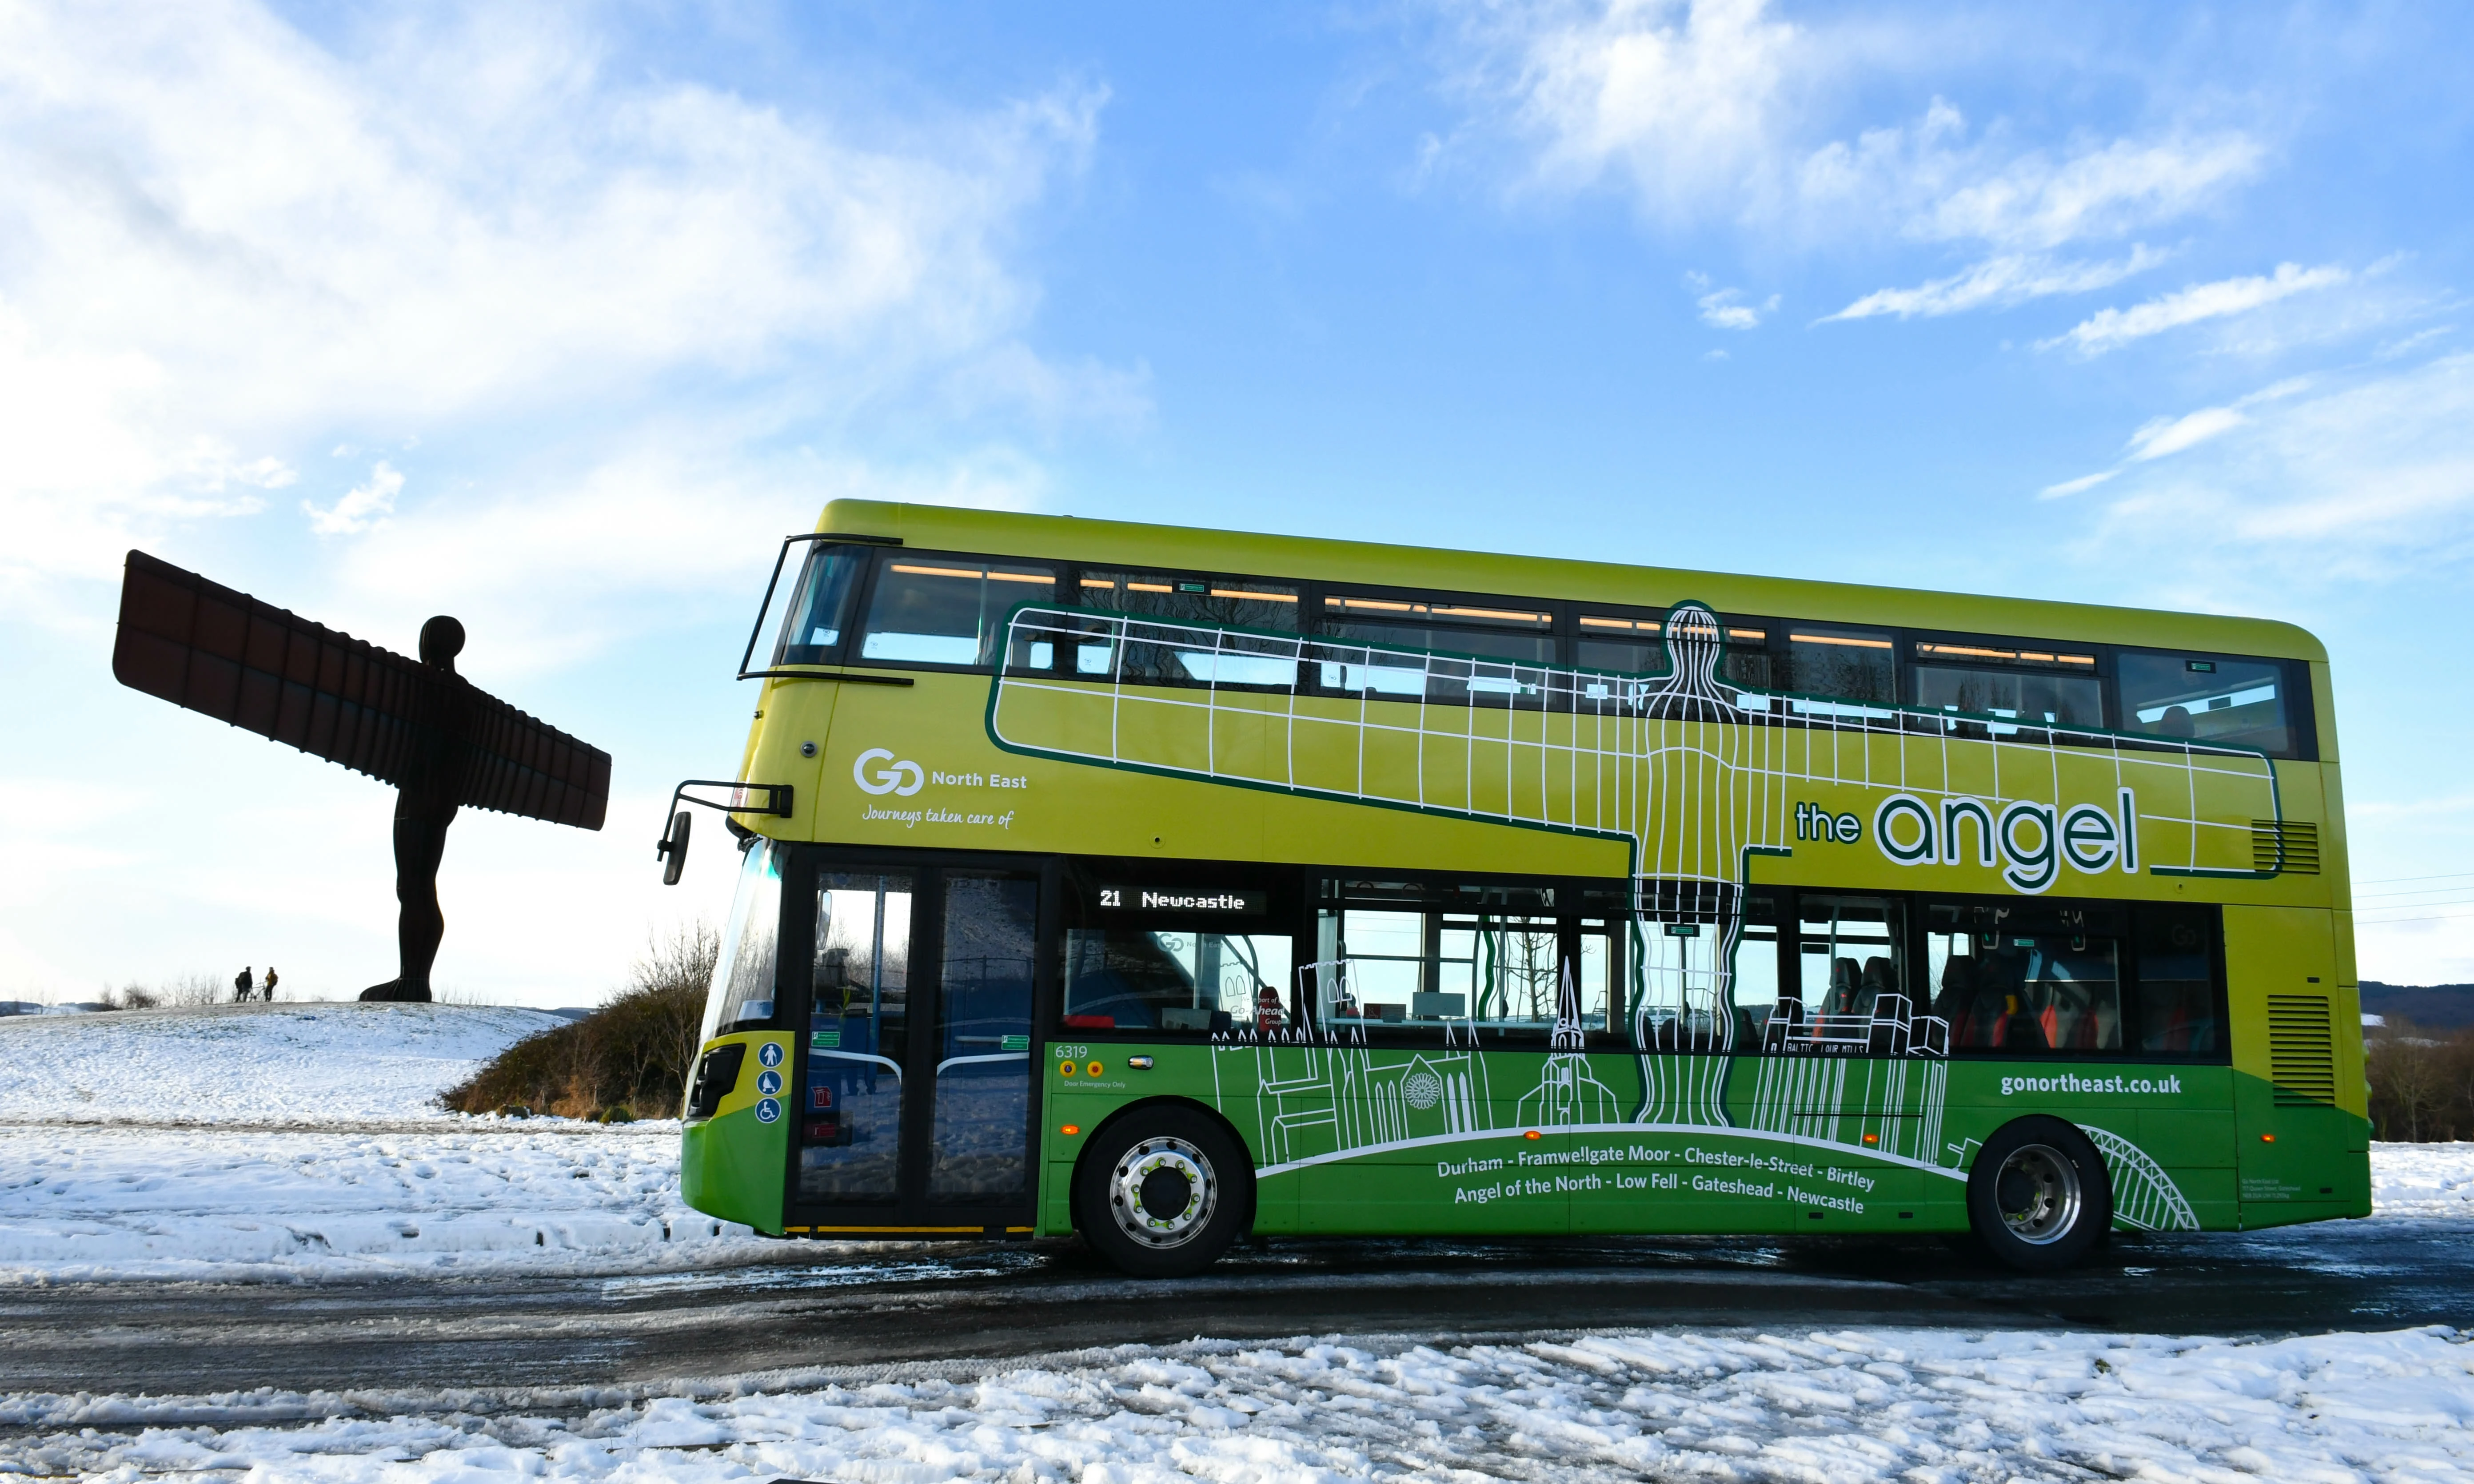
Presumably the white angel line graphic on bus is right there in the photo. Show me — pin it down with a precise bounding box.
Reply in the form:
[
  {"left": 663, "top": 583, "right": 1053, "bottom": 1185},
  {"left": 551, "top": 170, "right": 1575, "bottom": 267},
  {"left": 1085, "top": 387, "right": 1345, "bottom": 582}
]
[{"left": 992, "top": 599, "right": 2280, "bottom": 1152}]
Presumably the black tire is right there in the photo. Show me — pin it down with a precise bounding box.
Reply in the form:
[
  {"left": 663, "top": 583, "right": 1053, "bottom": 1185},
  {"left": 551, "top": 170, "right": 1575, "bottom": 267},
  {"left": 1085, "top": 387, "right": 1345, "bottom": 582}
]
[
  {"left": 1073, "top": 1103, "right": 1253, "bottom": 1278},
  {"left": 1967, "top": 1116, "right": 2114, "bottom": 1272}
]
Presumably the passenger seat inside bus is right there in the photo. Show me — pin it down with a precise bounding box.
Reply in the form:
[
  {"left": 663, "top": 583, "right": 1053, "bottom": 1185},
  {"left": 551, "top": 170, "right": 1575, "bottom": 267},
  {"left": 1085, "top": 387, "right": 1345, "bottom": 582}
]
[
  {"left": 1963, "top": 957, "right": 2049, "bottom": 1051},
  {"left": 1933, "top": 957, "right": 1978, "bottom": 1027}
]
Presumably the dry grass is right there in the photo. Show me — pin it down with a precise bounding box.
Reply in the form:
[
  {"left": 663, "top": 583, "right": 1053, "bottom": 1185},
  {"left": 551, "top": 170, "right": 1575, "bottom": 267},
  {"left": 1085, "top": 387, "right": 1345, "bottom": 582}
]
[{"left": 441, "top": 922, "right": 718, "bottom": 1121}]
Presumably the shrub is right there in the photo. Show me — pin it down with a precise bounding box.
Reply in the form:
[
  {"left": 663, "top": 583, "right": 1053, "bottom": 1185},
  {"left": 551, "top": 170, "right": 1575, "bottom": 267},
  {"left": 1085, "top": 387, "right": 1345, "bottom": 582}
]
[{"left": 442, "top": 921, "right": 718, "bottom": 1121}]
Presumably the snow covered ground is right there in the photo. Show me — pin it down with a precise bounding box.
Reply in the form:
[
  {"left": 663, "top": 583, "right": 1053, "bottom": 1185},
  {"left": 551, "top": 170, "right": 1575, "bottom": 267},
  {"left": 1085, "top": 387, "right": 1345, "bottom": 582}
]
[
  {"left": 0, "top": 1000, "right": 567, "bottom": 1126},
  {"left": 6, "top": 1006, "right": 2474, "bottom": 1477},
  {"left": 2372, "top": 1140, "right": 2474, "bottom": 1218},
  {"left": 0, "top": 1001, "right": 805, "bottom": 1281},
  {"left": 7, "top": 1325, "right": 2474, "bottom": 1482},
  {"left": 0, "top": 1122, "right": 793, "bottom": 1281}
]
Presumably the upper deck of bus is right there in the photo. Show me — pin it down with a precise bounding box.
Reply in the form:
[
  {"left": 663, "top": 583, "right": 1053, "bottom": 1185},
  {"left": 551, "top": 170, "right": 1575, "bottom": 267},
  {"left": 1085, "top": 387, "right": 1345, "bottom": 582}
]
[
  {"left": 807, "top": 500, "right": 2331, "bottom": 674},
  {"left": 727, "top": 502, "right": 2335, "bottom": 915}
]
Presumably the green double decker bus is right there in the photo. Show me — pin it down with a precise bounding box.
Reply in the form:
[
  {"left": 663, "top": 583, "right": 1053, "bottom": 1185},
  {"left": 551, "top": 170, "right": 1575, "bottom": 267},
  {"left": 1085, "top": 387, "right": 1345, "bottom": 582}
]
[{"left": 671, "top": 501, "right": 2367, "bottom": 1276}]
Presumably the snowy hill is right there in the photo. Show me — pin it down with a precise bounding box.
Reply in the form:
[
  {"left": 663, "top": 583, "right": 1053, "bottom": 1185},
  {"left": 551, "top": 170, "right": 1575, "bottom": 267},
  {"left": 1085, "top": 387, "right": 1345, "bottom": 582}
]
[
  {"left": 0, "top": 999, "right": 802, "bottom": 1282},
  {"left": 0, "top": 1000, "right": 566, "bottom": 1126}
]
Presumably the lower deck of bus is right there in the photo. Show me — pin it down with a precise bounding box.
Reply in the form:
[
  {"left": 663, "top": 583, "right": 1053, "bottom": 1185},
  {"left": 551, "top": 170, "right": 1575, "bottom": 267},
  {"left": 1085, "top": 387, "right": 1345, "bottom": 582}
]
[{"left": 681, "top": 835, "right": 2364, "bottom": 1241}]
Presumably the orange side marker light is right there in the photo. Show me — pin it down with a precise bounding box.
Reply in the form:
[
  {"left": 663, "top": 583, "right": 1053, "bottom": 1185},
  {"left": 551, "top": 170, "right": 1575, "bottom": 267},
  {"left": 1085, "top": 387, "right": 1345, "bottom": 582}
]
[
  {"left": 1862, "top": 1133, "right": 1879, "bottom": 1145},
  {"left": 1061, "top": 1124, "right": 1081, "bottom": 1136},
  {"left": 2261, "top": 1133, "right": 2276, "bottom": 1142},
  {"left": 1524, "top": 1130, "right": 1542, "bottom": 1140}
]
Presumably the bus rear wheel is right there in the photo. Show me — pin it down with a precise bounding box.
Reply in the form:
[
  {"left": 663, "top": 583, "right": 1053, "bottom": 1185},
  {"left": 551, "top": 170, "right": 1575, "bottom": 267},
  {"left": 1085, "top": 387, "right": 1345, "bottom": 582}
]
[
  {"left": 1967, "top": 1117, "right": 2113, "bottom": 1271},
  {"left": 1074, "top": 1105, "right": 1250, "bottom": 1278}
]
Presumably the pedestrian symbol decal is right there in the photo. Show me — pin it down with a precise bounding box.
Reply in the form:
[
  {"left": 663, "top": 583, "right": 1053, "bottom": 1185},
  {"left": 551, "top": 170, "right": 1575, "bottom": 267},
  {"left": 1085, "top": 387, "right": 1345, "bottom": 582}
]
[{"left": 758, "top": 1042, "right": 784, "bottom": 1069}]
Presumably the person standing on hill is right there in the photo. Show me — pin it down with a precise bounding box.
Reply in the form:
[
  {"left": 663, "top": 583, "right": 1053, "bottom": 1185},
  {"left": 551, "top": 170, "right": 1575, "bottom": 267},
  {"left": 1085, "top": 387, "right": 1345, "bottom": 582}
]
[
  {"left": 234, "top": 967, "right": 254, "bottom": 1003},
  {"left": 262, "top": 967, "right": 278, "bottom": 1002}
]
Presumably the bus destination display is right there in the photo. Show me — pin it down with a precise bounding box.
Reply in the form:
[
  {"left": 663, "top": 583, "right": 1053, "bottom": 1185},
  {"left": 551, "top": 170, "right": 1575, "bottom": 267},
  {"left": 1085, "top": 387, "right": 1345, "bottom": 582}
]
[{"left": 1098, "top": 885, "right": 1264, "bottom": 915}]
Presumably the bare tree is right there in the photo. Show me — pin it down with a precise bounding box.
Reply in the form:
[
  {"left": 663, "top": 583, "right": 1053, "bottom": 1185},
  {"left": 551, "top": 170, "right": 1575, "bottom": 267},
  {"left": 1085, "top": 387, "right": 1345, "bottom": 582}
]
[
  {"left": 2368, "top": 1021, "right": 2450, "bottom": 1141},
  {"left": 166, "top": 971, "right": 223, "bottom": 1007},
  {"left": 633, "top": 919, "right": 722, "bottom": 1101}
]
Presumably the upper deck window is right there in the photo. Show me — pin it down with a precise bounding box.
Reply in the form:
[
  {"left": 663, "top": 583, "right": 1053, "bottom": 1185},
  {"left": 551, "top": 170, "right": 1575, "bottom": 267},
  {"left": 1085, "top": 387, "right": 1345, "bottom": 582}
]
[
  {"left": 1081, "top": 572, "right": 1300, "bottom": 631},
  {"left": 1316, "top": 593, "right": 1556, "bottom": 704},
  {"left": 1575, "top": 613, "right": 1771, "bottom": 692},
  {"left": 1781, "top": 628, "right": 1895, "bottom": 707},
  {"left": 1913, "top": 641, "right": 2103, "bottom": 732},
  {"left": 1070, "top": 572, "right": 1301, "bottom": 687},
  {"left": 858, "top": 555, "right": 1056, "bottom": 668},
  {"left": 770, "top": 543, "right": 870, "bottom": 666},
  {"left": 2118, "top": 652, "right": 2293, "bottom": 754}
]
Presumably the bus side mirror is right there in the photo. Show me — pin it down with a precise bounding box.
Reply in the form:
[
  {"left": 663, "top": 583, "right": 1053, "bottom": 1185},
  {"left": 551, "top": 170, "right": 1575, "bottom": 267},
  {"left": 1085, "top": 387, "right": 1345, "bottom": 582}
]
[{"left": 658, "top": 810, "right": 691, "bottom": 885}]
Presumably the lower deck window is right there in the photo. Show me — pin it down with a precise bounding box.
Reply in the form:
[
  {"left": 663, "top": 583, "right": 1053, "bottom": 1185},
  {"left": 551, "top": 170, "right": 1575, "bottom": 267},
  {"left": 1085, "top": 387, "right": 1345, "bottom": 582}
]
[
  {"left": 1764, "top": 895, "right": 1926, "bottom": 1052},
  {"left": 1314, "top": 907, "right": 1616, "bottom": 1038},
  {"left": 2134, "top": 906, "right": 2221, "bottom": 1054},
  {"left": 1929, "top": 929, "right": 2123, "bottom": 1053},
  {"left": 1063, "top": 930, "right": 1291, "bottom": 1033},
  {"left": 1037, "top": 867, "right": 2227, "bottom": 1064}
]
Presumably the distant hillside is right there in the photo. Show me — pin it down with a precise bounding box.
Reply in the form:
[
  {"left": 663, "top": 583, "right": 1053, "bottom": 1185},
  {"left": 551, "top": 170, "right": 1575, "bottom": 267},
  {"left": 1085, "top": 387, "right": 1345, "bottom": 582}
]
[{"left": 2362, "top": 982, "right": 2474, "bottom": 1030}]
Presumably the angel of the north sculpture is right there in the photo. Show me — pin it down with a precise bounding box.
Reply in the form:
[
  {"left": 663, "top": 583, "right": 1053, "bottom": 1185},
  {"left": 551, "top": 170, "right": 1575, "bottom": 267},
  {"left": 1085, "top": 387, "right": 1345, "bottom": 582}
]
[{"left": 111, "top": 550, "right": 612, "bottom": 1003}]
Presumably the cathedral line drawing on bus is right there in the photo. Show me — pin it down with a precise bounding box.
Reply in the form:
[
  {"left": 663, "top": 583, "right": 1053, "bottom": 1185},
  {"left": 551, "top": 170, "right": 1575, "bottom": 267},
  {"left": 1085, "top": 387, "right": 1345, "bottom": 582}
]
[{"left": 664, "top": 500, "right": 2362, "bottom": 1279}]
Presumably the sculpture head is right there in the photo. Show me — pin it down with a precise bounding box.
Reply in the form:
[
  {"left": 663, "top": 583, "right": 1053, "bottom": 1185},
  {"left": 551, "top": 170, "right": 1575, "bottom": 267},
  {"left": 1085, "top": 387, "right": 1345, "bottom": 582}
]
[
  {"left": 1660, "top": 602, "right": 1725, "bottom": 689},
  {"left": 419, "top": 616, "right": 466, "bottom": 672}
]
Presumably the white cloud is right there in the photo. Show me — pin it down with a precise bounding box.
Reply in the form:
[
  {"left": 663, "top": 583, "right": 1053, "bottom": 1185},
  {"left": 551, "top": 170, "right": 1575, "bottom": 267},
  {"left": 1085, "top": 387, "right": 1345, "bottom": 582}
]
[
  {"left": 180, "top": 439, "right": 295, "bottom": 495},
  {"left": 317, "top": 441, "right": 1050, "bottom": 678},
  {"left": 303, "top": 461, "right": 403, "bottom": 537},
  {"left": 2041, "top": 377, "right": 2314, "bottom": 498},
  {"left": 2044, "top": 263, "right": 2351, "bottom": 355},
  {"left": 1435, "top": 1, "right": 2259, "bottom": 243},
  {"left": 2081, "top": 353, "right": 2474, "bottom": 583},
  {"left": 0, "top": 0, "right": 1113, "bottom": 613},
  {"left": 1687, "top": 273, "right": 1777, "bottom": 330},
  {"left": 1906, "top": 134, "right": 2262, "bottom": 252},
  {"left": 1824, "top": 245, "right": 2167, "bottom": 322},
  {"left": 1795, "top": 108, "right": 2262, "bottom": 255},
  {"left": 1452, "top": 0, "right": 1802, "bottom": 223},
  {"left": 2124, "top": 406, "right": 2249, "bottom": 462},
  {"left": 1435, "top": 4, "right": 2265, "bottom": 330},
  {"left": 2038, "top": 469, "right": 2117, "bottom": 499}
]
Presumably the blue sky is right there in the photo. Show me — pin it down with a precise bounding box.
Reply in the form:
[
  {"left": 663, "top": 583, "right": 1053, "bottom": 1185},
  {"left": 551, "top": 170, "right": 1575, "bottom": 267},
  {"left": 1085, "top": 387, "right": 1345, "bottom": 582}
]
[{"left": 3, "top": 0, "right": 2470, "bottom": 1005}]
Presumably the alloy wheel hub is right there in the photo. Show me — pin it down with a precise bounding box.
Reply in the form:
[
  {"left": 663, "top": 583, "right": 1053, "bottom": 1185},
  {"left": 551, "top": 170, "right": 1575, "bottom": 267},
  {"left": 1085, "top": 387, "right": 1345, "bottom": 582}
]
[{"left": 1110, "top": 1136, "right": 1215, "bottom": 1249}]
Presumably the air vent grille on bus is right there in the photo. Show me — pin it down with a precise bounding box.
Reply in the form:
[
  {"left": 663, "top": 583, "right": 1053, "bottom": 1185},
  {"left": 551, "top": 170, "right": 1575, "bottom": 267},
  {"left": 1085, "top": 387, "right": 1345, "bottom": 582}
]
[
  {"left": 2267, "top": 995, "right": 2337, "bottom": 1106},
  {"left": 2251, "top": 820, "right": 2321, "bottom": 875}
]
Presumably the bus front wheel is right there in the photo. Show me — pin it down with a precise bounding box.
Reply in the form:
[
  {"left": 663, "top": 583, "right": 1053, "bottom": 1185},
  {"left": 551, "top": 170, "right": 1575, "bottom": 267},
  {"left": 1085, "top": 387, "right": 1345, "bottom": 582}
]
[
  {"left": 1967, "top": 1117, "right": 2113, "bottom": 1272},
  {"left": 1073, "top": 1104, "right": 1251, "bottom": 1278}
]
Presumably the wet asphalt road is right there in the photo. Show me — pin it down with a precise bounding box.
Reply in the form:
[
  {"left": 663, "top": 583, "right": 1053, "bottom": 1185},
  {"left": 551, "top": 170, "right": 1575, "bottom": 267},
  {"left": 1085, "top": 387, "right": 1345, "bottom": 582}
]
[{"left": 5, "top": 1218, "right": 2469, "bottom": 1399}]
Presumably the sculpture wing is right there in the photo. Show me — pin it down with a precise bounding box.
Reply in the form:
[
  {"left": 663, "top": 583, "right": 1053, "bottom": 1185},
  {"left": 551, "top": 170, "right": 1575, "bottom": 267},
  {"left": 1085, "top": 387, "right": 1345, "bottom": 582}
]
[
  {"left": 454, "top": 686, "right": 612, "bottom": 829},
  {"left": 111, "top": 550, "right": 610, "bottom": 830}
]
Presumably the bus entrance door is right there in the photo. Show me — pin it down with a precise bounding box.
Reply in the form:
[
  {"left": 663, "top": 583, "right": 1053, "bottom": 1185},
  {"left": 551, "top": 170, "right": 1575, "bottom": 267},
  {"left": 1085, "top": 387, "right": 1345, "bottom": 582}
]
[{"left": 797, "top": 865, "right": 1043, "bottom": 1233}]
